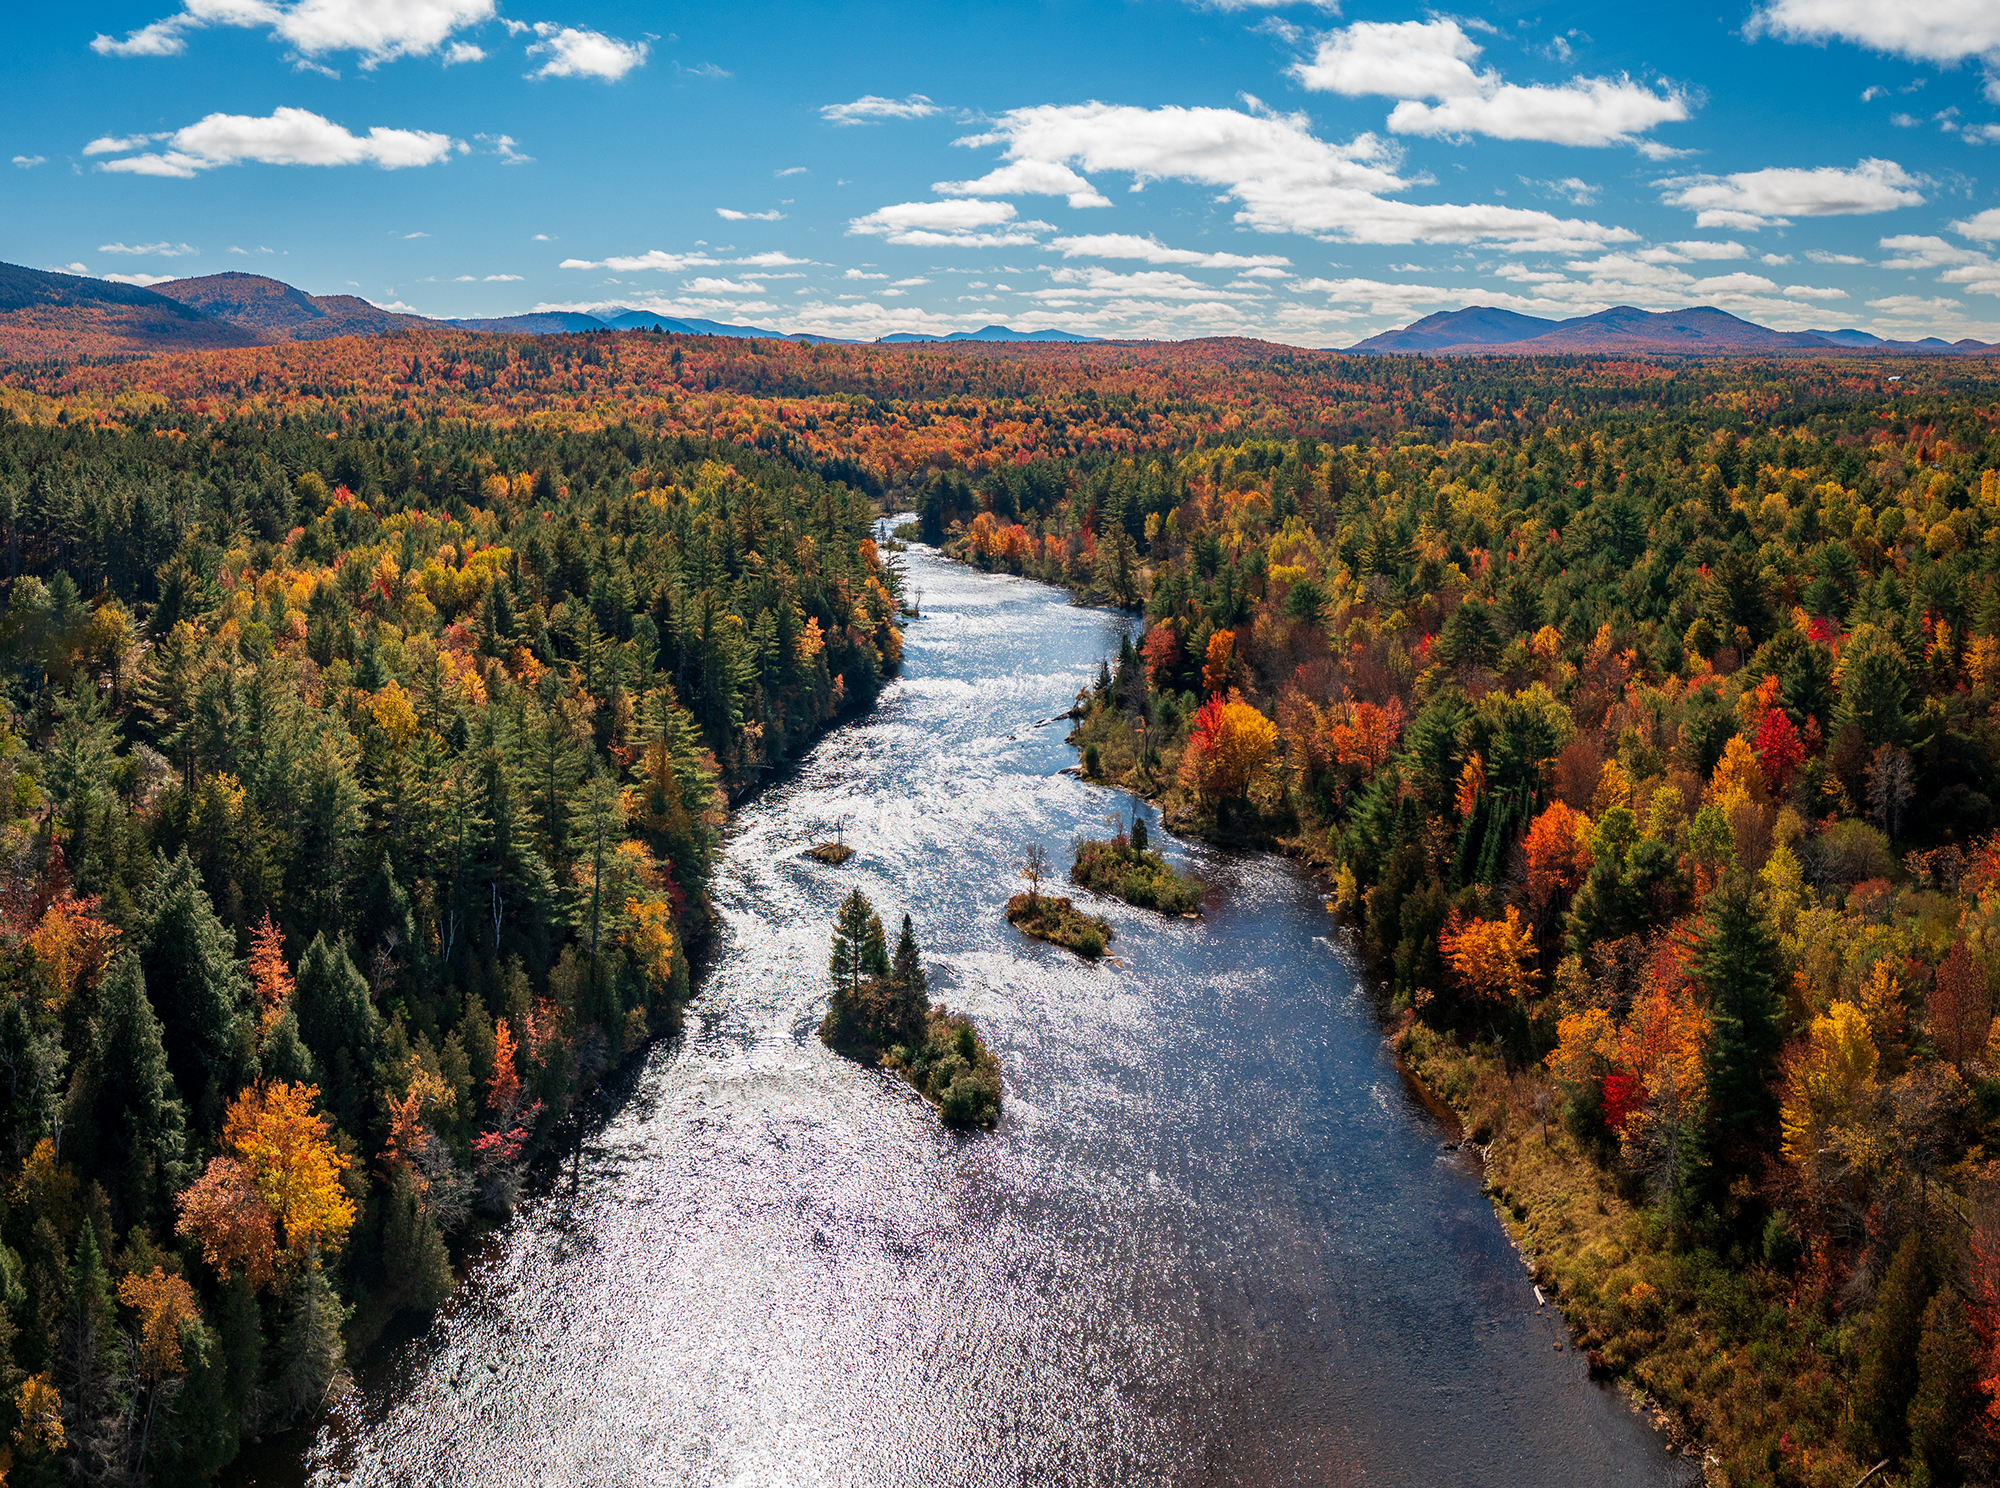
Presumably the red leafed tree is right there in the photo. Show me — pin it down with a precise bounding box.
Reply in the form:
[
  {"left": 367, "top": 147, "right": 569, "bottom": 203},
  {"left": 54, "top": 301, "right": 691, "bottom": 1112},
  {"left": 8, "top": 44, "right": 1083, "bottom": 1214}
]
[
  {"left": 1753, "top": 707, "right": 1807, "bottom": 794},
  {"left": 1139, "top": 625, "right": 1181, "bottom": 688},
  {"left": 1601, "top": 1070, "right": 1646, "bottom": 1131},
  {"left": 1931, "top": 939, "right": 1992, "bottom": 1069},
  {"left": 174, "top": 1157, "right": 277, "bottom": 1288}
]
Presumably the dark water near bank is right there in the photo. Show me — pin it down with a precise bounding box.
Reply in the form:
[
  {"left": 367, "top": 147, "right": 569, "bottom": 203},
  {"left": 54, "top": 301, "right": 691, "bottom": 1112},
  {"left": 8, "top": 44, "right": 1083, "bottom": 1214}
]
[{"left": 251, "top": 541, "right": 1695, "bottom": 1487}]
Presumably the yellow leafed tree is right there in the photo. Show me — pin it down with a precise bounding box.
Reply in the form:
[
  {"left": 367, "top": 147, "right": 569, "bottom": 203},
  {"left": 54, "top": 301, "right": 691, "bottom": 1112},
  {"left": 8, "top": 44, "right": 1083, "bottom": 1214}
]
[{"left": 1439, "top": 906, "right": 1539, "bottom": 1005}]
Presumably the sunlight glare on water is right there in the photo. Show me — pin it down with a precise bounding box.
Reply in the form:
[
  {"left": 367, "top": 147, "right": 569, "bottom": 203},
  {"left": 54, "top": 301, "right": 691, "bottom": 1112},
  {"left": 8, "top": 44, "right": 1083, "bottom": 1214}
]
[{"left": 263, "top": 539, "right": 1694, "bottom": 1488}]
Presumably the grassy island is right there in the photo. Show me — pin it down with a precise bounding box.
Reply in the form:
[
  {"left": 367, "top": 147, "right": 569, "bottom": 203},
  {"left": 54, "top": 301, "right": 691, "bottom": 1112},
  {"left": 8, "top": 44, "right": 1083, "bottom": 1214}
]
[
  {"left": 819, "top": 890, "right": 1002, "bottom": 1127},
  {"left": 1004, "top": 892, "right": 1113, "bottom": 958},
  {"left": 805, "top": 841, "right": 854, "bottom": 865},
  {"left": 1070, "top": 815, "right": 1201, "bottom": 916}
]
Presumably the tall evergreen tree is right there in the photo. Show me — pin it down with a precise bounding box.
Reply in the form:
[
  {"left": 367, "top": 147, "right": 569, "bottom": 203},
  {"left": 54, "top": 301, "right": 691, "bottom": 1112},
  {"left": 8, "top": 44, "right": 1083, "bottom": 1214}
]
[
  {"left": 139, "top": 850, "right": 253, "bottom": 1131},
  {"left": 71, "top": 952, "right": 189, "bottom": 1232},
  {"left": 1697, "top": 875, "right": 1786, "bottom": 1170},
  {"left": 273, "top": 1261, "right": 348, "bottom": 1425},
  {"left": 1852, "top": 1233, "right": 1934, "bottom": 1464},
  {"left": 827, "top": 890, "right": 888, "bottom": 995},
  {"left": 292, "top": 934, "right": 379, "bottom": 1136},
  {"left": 889, "top": 914, "right": 928, "bottom": 1047}
]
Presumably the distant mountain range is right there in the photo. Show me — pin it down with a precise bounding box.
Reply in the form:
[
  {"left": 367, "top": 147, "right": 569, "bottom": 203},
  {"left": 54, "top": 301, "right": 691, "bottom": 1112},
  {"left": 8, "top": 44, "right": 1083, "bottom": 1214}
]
[
  {"left": 1348, "top": 304, "right": 1997, "bottom": 356},
  {"left": 2, "top": 263, "right": 1992, "bottom": 363},
  {"left": 0, "top": 264, "right": 1104, "bottom": 359}
]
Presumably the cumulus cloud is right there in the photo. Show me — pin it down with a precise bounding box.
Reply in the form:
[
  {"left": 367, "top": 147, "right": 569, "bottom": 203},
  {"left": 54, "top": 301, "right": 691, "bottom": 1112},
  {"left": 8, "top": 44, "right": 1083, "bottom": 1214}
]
[
  {"left": 103, "top": 272, "right": 179, "bottom": 286},
  {"left": 93, "top": 0, "right": 496, "bottom": 69},
  {"left": 1048, "top": 233, "right": 1291, "bottom": 267},
  {"left": 933, "top": 159, "right": 1111, "bottom": 208},
  {"left": 820, "top": 95, "right": 940, "bottom": 125},
  {"left": 716, "top": 208, "right": 783, "bottom": 221},
  {"left": 527, "top": 24, "right": 647, "bottom": 81},
  {"left": 848, "top": 198, "right": 1050, "bottom": 246},
  {"left": 99, "top": 241, "right": 199, "bottom": 255},
  {"left": 483, "top": 273, "right": 521, "bottom": 281},
  {"left": 91, "top": 107, "right": 457, "bottom": 177},
  {"left": 1952, "top": 206, "right": 2000, "bottom": 239},
  {"left": 1635, "top": 240, "right": 1751, "bottom": 262},
  {"left": 953, "top": 102, "right": 1635, "bottom": 249},
  {"left": 1746, "top": 0, "right": 2000, "bottom": 67},
  {"left": 1656, "top": 158, "right": 1926, "bottom": 227},
  {"left": 1806, "top": 250, "right": 1868, "bottom": 262},
  {"left": 12, "top": 155, "right": 45, "bottom": 169},
  {"left": 1291, "top": 19, "right": 1689, "bottom": 147}
]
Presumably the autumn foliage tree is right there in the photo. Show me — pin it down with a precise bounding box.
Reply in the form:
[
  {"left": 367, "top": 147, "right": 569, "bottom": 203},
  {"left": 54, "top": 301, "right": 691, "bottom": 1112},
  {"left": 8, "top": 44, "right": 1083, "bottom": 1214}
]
[
  {"left": 1439, "top": 906, "right": 1539, "bottom": 1006},
  {"left": 1177, "top": 692, "right": 1276, "bottom": 804},
  {"left": 178, "top": 1081, "right": 354, "bottom": 1284}
]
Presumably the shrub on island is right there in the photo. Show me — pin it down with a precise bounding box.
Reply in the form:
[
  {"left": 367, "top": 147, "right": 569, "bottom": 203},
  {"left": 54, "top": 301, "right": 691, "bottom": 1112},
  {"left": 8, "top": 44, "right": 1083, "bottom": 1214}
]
[{"left": 1070, "top": 815, "right": 1200, "bottom": 916}]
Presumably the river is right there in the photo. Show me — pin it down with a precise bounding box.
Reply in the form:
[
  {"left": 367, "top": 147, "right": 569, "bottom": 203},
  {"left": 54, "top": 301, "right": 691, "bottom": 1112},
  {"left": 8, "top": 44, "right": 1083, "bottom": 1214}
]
[{"left": 247, "top": 538, "right": 1695, "bottom": 1487}]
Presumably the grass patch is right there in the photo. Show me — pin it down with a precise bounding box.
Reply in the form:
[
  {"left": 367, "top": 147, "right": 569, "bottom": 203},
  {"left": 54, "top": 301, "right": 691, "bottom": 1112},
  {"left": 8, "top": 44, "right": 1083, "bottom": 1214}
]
[
  {"left": 1396, "top": 1020, "right": 1869, "bottom": 1487},
  {"left": 1005, "top": 892, "right": 1112, "bottom": 958}
]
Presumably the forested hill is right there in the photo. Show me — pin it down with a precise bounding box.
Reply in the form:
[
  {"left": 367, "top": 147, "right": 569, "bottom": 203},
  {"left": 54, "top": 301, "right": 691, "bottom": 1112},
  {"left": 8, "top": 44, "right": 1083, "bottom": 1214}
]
[{"left": 0, "top": 403, "right": 899, "bottom": 1482}]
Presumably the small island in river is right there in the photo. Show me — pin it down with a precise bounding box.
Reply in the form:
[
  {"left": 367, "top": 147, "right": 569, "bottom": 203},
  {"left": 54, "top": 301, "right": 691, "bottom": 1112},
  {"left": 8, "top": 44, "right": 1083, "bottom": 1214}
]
[
  {"left": 1069, "top": 814, "right": 1201, "bottom": 916},
  {"left": 819, "top": 889, "right": 1003, "bottom": 1127},
  {"left": 1004, "top": 844, "right": 1114, "bottom": 958}
]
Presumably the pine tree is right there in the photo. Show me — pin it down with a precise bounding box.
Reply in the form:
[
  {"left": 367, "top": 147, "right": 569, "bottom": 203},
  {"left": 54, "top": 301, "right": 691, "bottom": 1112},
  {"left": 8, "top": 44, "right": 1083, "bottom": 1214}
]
[
  {"left": 75, "top": 951, "right": 190, "bottom": 1232},
  {"left": 1697, "top": 875, "right": 1786, "bottom": 1171},
  {"left": 889, "top": 914, "right": 929, "bottom": 1047},
  {"left": 827, "top": 890, "right": 888, "bottom": 995},
  {"left": 380, "top": 1167, "right": 453, "bottom": 1315},
  {"left": 1851, "top": 1233, "right": 1934, "bottom": 1463},
  {"left": 1907, "top": 1290, "right": 1978, "bottom": 1486},
  {"left": 292, "top": 934, "right": 379, "bottom": 1136},
  {"left": 217, "top": 1270, "right": 265, "bottom": 1435},
  {"left": 56, "top": 1223, "right": 119, "bottom": 1482},
  {"left": 139, "top": 849, "right": 252, "bottom": 1130},
  {"left": 273, "top": 1260, "right": 349, "bottom": 1425}
]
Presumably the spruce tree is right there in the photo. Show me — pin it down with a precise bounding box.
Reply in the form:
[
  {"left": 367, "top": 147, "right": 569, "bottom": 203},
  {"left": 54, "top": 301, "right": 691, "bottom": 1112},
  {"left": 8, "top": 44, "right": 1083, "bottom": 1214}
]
[
  {"left": 827, "top": 890, "right": 888, "bottom": 995},
  {"left": 1852, "top": 1233, "right": 1934, "bottom": 1463},
  {"left": 1907, "top": 1290, "right": 1979, "bottom": 1486},
  {"left": 217, "top": 1270, "right": 265, "bottom": 1435},
  {"left": 292, "top": 934, "right": 379, "bottom": 1136},
  {"left": 1697, "top": 875, "right": 1786, "bottom": 1170},
  {"left": 274, "top": 1260, "right": 349, "bottom": 1425},
  {"left": 139, "top": 849, "right": 253, "bottom": 1129},
  {"left": 75, "top": 952, "right": 189, "bottom": 1232},
  {"left": 889, "top": 914, "right": 929, "bottom": 1047},
  {"left": 381, "top": 1167, "right": 454, "bottom": 1315}
]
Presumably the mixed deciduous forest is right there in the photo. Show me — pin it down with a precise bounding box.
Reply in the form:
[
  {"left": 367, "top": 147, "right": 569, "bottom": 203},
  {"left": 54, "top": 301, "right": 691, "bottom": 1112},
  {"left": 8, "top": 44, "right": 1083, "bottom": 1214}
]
[{"left": 2, "top": 328, "right": 2000, "bottom": 1485}]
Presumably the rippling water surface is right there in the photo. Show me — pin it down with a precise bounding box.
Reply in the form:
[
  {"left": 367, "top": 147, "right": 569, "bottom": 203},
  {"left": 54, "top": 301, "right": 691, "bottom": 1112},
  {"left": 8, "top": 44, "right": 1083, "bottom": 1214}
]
[{"left": 257, "top": 540, "right": 1692, "bottom": 1487}]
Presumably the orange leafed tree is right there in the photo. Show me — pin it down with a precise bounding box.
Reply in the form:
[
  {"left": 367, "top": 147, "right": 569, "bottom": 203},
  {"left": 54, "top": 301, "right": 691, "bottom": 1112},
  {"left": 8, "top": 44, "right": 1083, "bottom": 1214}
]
[
  {"left": 247, "top": 912, "right": 294, "bottom": 1032},
  {"left": 1329, "top": 698, "right": 1404, "bottom": 774},
  {"left": 1439, "top": 905, "right": 1539, "bottom": 1005},
  {"left": 116, "top": 1267, "right": 202, "bottom": 1381},
  {"left": 25, "top": 895, "right": 117, "bottom": 1017},
  {"left": 1177, "top": 691, "right": 1276, "bottom": 802},
  {"left": 1523, "top": 801, "right": 1593, "bottom": 913},
  {"left": 1931, "top": 939, "right": 1992, "bottom": 1070},
  {"left": 180, "top": 1081, "right": 354, "bottom": 1282},
  {"left": 175, "top": 1156, "right": 277, "bottom": 1286},
  {"left": 488, "top": 1018, "right": 523, "bottom": 1117},
  {"left": 1202, "top": 630, "right": 1234, "bottom": 694}
]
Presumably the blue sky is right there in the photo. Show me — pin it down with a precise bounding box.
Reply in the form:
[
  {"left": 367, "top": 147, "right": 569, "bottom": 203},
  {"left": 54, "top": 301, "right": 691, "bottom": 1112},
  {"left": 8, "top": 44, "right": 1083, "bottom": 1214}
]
[{"left": 10, "top": 1, "right": 2000, "bottom": 345}]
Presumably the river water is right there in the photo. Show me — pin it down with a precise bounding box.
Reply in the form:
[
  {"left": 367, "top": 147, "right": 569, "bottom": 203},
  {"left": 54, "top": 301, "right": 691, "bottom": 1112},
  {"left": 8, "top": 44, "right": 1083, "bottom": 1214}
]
[{"left": 257, "top": 540, "right": 1693, "bottom": 1487}]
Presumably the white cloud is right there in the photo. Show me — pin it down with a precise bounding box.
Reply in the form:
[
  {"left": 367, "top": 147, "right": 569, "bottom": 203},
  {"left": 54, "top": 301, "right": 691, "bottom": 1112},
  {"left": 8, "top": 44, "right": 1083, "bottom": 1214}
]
[
  {"left": 483, "top": 273, "right": 521, "bottom": 281},
  {"left": 1047, "top": 233, "right": 1292, "bottom": 268},
  {"left": 12, "top": 155, "right": 45, "bottom": 169},
  {"left": 84, "top": 134, "right": 165, "bottom": 156},
  {"left": 558, "top": 249, "right": 807, "bottom": 272},
  {"left": 475, "top": 133, "right": 531, "bottom": 165},
  {"left": 1782, "top": 283, "right": 1848, "bottom": 298},
  {"left": 1878, "top": 232, "right": 1986, "bottom": 266},
  {"left": 682, "top": 277, "right": 765, "bottom": 294},
  {"left": 1643, "top": 239, "right": 1750, "bottom": 261},
  {"left": 103, "top": 272, "right": 177, "bottom": 286},
  {"left": 92, "top": 107, "right": 456, "bottom": 177},
  {"left": 1291, "top": 19, "right": 1689, "bottom": 147},
  {"left": 734, "top": 251, "right": 809, "bottom": 266},
  {"left": 94, "top": 0, "right": 496, "bottom": 69},
  {"left": 958, "top": 102, "right": 1634, "bottom": 249},
  {"left": 1952, "top": 206, "right": 2000, "bottom": 239},
  {"left": 443, "top": 41, "right": 483, "bottom": 65},
  {"left": 844, "top": 269, "right": 887, "bottom": 279},
  {"left": 1030, "top": 267, "right": 1262, "bottom": 301},
  {"left": 820, "top": 94, "right": 940, "bottom": 126},
  {"left": 54, "top": 263, "right": 89, "bottom": 275},
  {"left": 1806, "top": 249, "right": 1867, "bottom": 262},
  {"left": 893, "top": 276, "right": 928, "bottom": 285},
  {"left": 776, "top": 166, "right": 807, "bottom": 177},
  {"left": 934, "top": 159, "right": 1112, "bottom": 208},
  {"left": 1762, "top": 252, "right": 1794, "bottom": 264},
  {"left": 848, "top": 198, "right": 1050, "bottom": 246},
  {"left": 716, "top": 208, "right": 785, "bottom": 221},
  {"left": 527, "top": 24, "right": 647, "bottom": 81},
  {"left": 1866, "top": 293, "right": 1965, "bottom": 312},
  {"left": 1747, "top": 0, "right": 2000, "bottom": 67},
  {"left": 98, "top": 240, "right": 200, "bottom": 256},
  {"left": 1293, "top": 276, "right": 1461, "bottom": 317},
  {"left": 1656, "top": 158, "right": 1926, "bottom": 227}
]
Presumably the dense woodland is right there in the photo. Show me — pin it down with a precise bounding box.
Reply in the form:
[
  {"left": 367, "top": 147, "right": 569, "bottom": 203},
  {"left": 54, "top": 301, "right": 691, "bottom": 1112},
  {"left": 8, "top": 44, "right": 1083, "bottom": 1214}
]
[
  {"left": 2, "top": 331, "right": 2000, "bottom": 1484},
  {"left": 0, "top": 394, "right": 899, "bottom": 1483}
]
